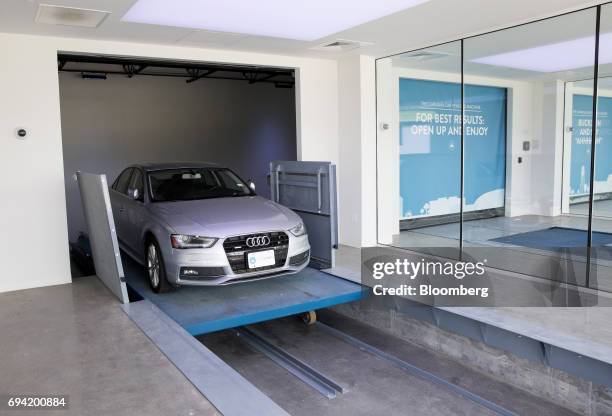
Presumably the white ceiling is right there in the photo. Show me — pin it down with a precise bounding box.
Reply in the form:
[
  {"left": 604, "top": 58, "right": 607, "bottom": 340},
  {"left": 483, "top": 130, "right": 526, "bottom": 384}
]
[
  {"left": 388, "top": 5, "right": 612, "bottom": 83},
  {"left": 0, "top": 0, "right": 608, "bottom": 59}
]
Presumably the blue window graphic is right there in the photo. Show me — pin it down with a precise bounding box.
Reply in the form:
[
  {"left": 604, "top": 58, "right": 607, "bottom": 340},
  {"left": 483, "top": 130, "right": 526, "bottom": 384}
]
[
  {"left": 399, "top": 78, "right": 507, "bottom": 219},
  {"left": 570, "top": 94, "right": 612, "bottom": 200}
]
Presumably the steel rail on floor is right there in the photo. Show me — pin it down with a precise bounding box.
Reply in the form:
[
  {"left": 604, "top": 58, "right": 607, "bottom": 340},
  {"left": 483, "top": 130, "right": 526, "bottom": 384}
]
[
  {"left": 235, "top": 326, "right": 347, "bottom": 399},
  {"left": 316, "top": 322, "right": 518, "bottom": 416}
]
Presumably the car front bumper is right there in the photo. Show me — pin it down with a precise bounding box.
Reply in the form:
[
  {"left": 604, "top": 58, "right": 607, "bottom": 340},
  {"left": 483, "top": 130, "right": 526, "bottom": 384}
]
[{"left": 163, "top": 233, "right": 311, "bottom": 286}]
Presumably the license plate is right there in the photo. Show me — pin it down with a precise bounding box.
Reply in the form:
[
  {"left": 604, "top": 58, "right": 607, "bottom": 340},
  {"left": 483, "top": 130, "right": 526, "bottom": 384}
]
[{"left": 247, "top": 250, "right": 275, "bottom": 269}]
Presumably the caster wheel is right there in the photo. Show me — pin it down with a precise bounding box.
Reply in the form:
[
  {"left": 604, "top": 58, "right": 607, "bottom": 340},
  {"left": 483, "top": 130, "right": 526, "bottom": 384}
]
[{"left": 301, "top": 310, "right": 317, "bottom": 325}]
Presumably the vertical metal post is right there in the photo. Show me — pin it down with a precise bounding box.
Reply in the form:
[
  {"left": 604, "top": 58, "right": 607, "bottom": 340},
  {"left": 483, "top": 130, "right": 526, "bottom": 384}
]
[
  {"left": 275, "top": 165, "right": 281, "bottom": 203},
  {"left": 316, "top": 168, "right": 323, "bottom": 213},
  {"left": 459, "top": 39, "right": 465, "bottom": 260},
  {"left": 586, "top": 5, "right": 601, "bottom": 288}
]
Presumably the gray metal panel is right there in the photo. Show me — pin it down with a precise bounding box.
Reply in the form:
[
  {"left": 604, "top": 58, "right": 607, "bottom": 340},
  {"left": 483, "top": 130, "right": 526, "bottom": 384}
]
[
  {"left": 433, "top": 308, "right": 484, "bottom": 343},
  {"left": 393, "top": 297, "right": 437, "bottom": 325},
  {"left": 271, "top": 161, "right": 332, "bottom": 214},
  {"left": 270, "top": 161, "right": 337, "bottom": 269},
  {"left": 301, "top": 213, "right": 332, "bottom": 269},
  {"left": 544, "top": 344, "right": 612, "bottom": 387},
  {"left": 77, "top": 171, "right": 128, "bottom": 304},
  {"left": 482, "top": 324, "right": 546, "bottom": 364},
  {"left": 329, "top": 164, "right": 339, "bottom": 252},
  {"left": 348, "top": 294, "right": 612, "bottom": 387},
  {"left": 122, "top": 300, "right": 290, "bottom": 416}
]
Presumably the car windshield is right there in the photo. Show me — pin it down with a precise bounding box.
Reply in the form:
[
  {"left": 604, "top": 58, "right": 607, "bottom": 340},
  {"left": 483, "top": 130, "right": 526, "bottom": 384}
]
[{"left": 148, "top": 168, "right": 254, "bottom": 202}]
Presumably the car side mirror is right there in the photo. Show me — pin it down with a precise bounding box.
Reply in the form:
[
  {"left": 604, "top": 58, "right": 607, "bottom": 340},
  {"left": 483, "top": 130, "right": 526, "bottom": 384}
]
[
  {"left": 247, "top": 180, "right": 256, "bottom": 191},
  {"left": 128, "top": 188, "right": 140, "bottom": 200}
]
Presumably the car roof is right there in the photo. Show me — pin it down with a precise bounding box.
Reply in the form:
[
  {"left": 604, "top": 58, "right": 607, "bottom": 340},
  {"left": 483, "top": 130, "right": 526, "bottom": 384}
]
[{"left": 133, "top": 162, "right": 222, "bottom": 172}]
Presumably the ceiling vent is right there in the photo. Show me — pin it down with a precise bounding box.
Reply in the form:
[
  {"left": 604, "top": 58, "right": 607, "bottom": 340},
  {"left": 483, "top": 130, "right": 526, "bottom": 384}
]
[
  {"left": 35, "top": 4, "right": 111, "bottom": 28},
  {"left": 399, "top": 50, "right": 453, "bottom": 61},
  {"left": 310, "top": 39, "right": 373, "bottom": 52}
]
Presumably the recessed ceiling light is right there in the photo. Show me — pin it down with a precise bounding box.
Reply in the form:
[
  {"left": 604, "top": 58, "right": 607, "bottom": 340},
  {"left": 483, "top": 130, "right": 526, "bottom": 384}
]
[
  {"left": 471, "top": 33, "right": 612, "bottom": 73},
  {"left": 122, "top": 0, "right": 431, "bottom": 41},
  {"left": 35, "top": 4, "right": 111, "bottom": 28}
]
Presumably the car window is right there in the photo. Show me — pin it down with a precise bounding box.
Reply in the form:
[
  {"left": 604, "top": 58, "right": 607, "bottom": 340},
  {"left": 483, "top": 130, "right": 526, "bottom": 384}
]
[
  {"left": 113, "top": 168, "right": 133, "bottom": 195},
  {"left": 214, "top": 169, "right": 250, "bottom": 194},
  {"left": 148, "top": 168, "right": 253, "bottom": 202},
  {"left": 129, "top": 169, "right": 144, "bottom": 201}
]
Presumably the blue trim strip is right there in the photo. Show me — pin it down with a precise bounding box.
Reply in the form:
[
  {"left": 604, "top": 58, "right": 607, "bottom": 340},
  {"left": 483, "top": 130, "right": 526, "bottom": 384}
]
[{"left": 185, "top": 290, "right": 365, "bottom": 335}]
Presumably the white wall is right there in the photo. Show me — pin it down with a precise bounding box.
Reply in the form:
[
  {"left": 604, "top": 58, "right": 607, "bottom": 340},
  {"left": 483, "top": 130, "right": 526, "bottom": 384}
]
[
  {"left": 375, "top": 59, "right": 400, "bottom": 244},
  {"left": 337, "top": 55, "right": 377, "bottom": 248},
  {"left": 531, "top": 81, "right": 565, "bottom": 217},
  {"left": 0, "top": 35, "right": 70, "bottom": 293},
  {"left": 0, "top": 32, "right": 339, "bottom": 293}
]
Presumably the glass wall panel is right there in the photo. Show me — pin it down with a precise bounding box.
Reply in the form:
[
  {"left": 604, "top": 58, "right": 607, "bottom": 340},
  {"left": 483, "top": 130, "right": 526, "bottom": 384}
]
[
  {"left": 376, "top": 41, "right": 462, "bottom": 259},
  {"left": 462, "top": 9, "right": 597, "bottom": 287},
  {"left": 591, "top": 4, "right": 612, "bottom": 292}
]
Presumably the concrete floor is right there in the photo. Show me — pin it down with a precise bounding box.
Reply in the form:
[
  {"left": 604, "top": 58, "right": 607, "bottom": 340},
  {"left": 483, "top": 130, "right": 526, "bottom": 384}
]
[
  {"left": 0, "top": 269, "right": 598, "bottom": 416},
  {"left": 199, "top": 313, "right": 579, "bottom": 416},
  {"left": 323, "top": 244, "right": 362, "bottom": 283},
  {"left": 0, "top": 276, "right": 219, "bottom": 416}
]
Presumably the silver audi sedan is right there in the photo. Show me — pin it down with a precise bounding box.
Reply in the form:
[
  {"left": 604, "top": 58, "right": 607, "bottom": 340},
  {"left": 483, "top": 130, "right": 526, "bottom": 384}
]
[{"left": 109, "top": 162, "right": 310, "bottom": 292}]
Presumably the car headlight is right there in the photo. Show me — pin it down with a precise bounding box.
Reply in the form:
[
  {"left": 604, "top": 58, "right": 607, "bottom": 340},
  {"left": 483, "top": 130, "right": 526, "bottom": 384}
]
[
  {"left": 289, "top": 222, "right": 307, "bottom": 237},
  {"left": 170, "top": 234, "right": 217, "bottom": 249}
]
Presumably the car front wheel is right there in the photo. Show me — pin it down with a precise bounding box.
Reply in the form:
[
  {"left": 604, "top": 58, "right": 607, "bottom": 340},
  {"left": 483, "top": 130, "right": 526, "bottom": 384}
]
[{"left": 146, "top": 239, "right": 171, "bottom": 293}]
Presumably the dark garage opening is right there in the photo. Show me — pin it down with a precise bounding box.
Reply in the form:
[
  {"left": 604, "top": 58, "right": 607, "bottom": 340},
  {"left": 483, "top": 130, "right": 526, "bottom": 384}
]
[{"left": 58, "top": 54, "right": 297, "bottom": 278}]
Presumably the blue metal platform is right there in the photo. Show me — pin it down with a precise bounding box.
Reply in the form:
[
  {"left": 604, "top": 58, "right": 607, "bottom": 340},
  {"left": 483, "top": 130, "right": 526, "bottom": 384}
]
[{"left": 123, "top": 258, "right": 364, "bottom": 335}]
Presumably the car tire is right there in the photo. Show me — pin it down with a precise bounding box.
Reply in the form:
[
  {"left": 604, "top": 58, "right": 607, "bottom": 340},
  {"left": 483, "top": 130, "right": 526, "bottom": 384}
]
[{"left": 146, "top": 239, "right": 171, "bottom": 293}]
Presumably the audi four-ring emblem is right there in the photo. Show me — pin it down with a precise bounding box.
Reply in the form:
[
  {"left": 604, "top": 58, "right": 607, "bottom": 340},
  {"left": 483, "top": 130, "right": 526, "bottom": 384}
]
[{"left": 246, "top": 236, "right": 271, "bottom": 247}]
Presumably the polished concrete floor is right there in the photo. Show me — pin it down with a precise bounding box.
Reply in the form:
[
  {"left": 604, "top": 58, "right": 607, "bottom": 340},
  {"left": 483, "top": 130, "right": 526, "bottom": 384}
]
[
  {"left": 0, "top": 277, "right": 219, "bottom": 416},
  {"left": 199, "top": 312, "right": 579, "bottom": 416}
]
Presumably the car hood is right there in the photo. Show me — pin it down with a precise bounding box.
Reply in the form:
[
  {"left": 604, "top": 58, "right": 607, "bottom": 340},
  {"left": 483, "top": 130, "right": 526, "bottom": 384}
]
[{"left": 148, "top": 196, "right": 302, "bottom": 237}]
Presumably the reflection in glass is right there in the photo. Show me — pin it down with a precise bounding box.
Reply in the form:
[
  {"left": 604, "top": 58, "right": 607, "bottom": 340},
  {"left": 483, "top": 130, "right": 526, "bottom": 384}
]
[
  {"left": 376, "top": 42, "right": 462, "bottom": 259},
  {"left": 462, "top": 9, "right": 597, "bottom": 287},
  {"left": 566, "top": 79, "right": 599, "bottom": 217},
  {"left": 374, "top": 5, "right": 612, "bottom": 294},
  {"left": 462, "top": 85, "right": 506, "bottom": 218},
  {"left": 590, "top": 4, "right": 612, "bottom": 292}
]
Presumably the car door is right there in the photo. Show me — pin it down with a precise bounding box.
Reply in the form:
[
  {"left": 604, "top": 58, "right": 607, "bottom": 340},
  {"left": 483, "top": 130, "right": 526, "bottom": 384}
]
[
  {"left": 124, "top": 168, "right": 147, "bottom": 252},
  {"left": 109, "top": 167, "right": 134, "bottom": 247}
]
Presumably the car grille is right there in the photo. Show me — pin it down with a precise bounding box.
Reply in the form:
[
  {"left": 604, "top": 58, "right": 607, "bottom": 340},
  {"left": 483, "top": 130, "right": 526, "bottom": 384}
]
[{"left": 223, "top": 232, "right": 289, "bottom": 274}]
